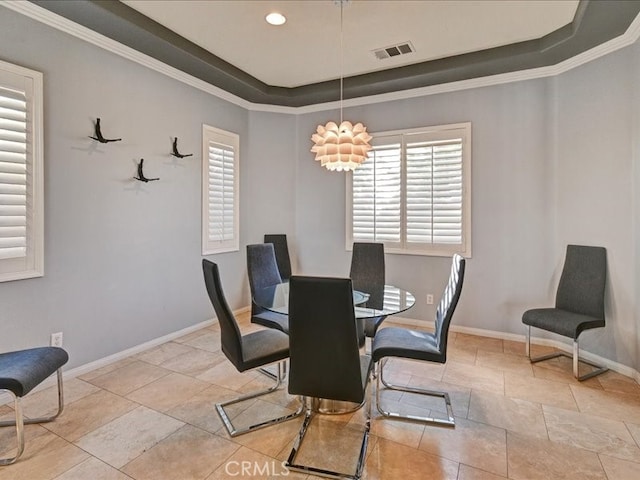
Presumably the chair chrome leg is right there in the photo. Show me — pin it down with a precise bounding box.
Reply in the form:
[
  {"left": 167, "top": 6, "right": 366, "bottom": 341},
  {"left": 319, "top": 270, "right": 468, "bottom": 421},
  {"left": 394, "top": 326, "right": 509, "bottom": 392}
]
[
  {"left": 526, "top": 326, "right": 531, "bottom": 358},
  {"left": 0, "top": 368, "right": 65, "bottom": 465},
  {"left": 286, "top": 388, "right": 371, "bottom": 480},
  {"left": 376, "top": 359, "right": 454, "bottom": 427},
  {"left": 216, "top": 362, "right": 303, "bottom": 437},
  {"left": 527, "top": 330, "right": 608, "bottom": 381}
]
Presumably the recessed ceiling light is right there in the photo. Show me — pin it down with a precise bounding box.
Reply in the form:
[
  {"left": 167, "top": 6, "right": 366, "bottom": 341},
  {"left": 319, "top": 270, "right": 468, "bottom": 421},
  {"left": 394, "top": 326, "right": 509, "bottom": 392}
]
[{"left": 266, "top": 12, "right": 286, "bottom": 26}]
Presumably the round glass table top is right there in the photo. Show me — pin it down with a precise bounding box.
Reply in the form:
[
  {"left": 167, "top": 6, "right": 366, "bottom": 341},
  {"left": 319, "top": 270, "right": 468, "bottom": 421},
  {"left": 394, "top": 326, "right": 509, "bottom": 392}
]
[{"left": 253, "top": 283, "right": 415, "bottom": 319}]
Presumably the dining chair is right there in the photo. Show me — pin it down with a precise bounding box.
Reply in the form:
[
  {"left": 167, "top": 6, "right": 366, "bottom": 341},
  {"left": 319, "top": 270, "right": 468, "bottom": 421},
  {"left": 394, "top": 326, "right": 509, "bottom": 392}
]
[
  {"left": 247, "top": 243, "right": 288, "bottom": 333},
  {"left": 264, "top": 234, "right": 292, "bottom": 281},
  {"left": 522, "top": 244, "right": 608, "bottom": 381},
  {"left": 202, "top": 259, "right": 302, "bottom": 437},
  {"left": 372, "top": 253, "right": 465, "bottom": 427},
  {"left": 350, "top": 242, "right": 387, "bottom": 340},
  {"left": 0, "top": 346, "right": 69, "bottom": 464},
  {"left": 285, "top": 275, "right": 373, "bottom": 480}
]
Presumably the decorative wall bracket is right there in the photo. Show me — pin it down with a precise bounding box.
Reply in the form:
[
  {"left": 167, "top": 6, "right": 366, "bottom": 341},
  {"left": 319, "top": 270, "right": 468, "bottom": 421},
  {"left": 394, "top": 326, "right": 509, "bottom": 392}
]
[
  {"left": 171, "top": 137, "right": 193, "bottom": 158},
  {"left": 134, "top": 158, "right": 159, "bottom": 182},
  {"left": 89, "top": 118, "right": 122, "bottom": 143}
]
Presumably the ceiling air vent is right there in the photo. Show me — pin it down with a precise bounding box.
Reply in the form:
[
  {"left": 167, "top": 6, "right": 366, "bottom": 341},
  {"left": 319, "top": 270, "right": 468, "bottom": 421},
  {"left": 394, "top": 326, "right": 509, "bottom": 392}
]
[{"left": 372, "top": 41, "right": 415, "bottom": 60}]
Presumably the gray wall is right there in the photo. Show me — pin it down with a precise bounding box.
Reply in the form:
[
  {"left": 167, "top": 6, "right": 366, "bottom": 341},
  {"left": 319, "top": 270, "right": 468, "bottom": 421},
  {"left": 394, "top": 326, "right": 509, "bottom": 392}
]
[{"left": 2, "top": 6, "right": 640, "bottom": 373}]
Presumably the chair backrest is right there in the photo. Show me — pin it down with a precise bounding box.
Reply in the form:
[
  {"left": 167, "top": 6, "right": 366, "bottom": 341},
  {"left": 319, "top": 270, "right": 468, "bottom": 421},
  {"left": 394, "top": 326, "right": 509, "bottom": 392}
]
[
  {"left": 202, "top": 259, "right": 243, "bottom": 370},
  {"left": 263, "top": 234, "right": 292, "bottom": 281},
  {"left": 349, "top": 242, "right": 385, "bottom": 309},
  {"left": 555, "top": 245, "right": 606, "bottom": 319},
  {"left": 435, "top": 254, "right": 466, "bottom": 354},
  {"left": 247, "top": 244, "right": 282, "bottom": 316},
  {"left": 288, "top": 276, "right": 367, "bottom": 404}
]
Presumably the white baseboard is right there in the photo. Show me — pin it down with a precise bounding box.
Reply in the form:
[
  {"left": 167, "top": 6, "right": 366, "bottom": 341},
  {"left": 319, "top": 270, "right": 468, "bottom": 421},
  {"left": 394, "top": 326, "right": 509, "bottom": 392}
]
[
  {"left": 384, "top": 316, "right": 640, "bottom": 382},
  {"left": 4, "top": 309, "right": 638, "bottom": 407}
]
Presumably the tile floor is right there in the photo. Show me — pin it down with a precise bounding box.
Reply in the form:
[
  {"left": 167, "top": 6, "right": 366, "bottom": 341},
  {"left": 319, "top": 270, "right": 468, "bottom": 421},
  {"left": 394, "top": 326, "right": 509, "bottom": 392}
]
[{"left": 2, "top": 313, "right": 640, "bottom": 479}]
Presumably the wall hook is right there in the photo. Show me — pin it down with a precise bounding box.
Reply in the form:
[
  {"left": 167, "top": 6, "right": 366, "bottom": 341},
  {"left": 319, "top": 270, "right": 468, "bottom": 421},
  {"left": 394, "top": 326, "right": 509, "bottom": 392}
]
[
  {"left": 134, "top": 158, "right": 159, "bottom": 183},
  {"left": 171, "top": 137, "right": 193, "bottom": 158},
  {"left": 89, "top": 118, "right": 122, "bottom": 143}
]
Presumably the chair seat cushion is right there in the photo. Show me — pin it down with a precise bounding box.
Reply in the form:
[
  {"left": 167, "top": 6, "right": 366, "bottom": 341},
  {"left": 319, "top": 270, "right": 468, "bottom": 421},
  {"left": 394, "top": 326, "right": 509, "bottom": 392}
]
[
  {"left": 239, "top": 329, "right": 289, "bottom": 372},
  {"left": 251, "top": 311, "right": 289, "bottom": 334},
  {"left": 0, "top": 347, "right": 69, "bottom": 397},
  {"left": 365, "top": 315, "right": 387, "bottom": 338},
  {"left": 372, "top": 327, "right": 443, "bottom": 363},
  {"left": 522, "top": 308, "right": 605, "bottom": 339}
]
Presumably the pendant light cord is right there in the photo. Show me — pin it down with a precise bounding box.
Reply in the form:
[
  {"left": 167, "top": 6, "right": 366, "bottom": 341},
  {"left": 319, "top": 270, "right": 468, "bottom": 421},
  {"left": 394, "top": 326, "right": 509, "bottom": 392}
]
[{"left": 340, "top": 0, "right": 344, "bottom": 125}]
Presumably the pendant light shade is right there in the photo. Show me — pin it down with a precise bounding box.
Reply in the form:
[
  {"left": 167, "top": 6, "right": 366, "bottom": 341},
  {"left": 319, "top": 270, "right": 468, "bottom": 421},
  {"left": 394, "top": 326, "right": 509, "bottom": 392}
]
[
  {"left": 310, "top": 1, "right": 371, "bottom": 172},
  {"left": 311, "top": 121, "right": 372, "bottom": 171}
]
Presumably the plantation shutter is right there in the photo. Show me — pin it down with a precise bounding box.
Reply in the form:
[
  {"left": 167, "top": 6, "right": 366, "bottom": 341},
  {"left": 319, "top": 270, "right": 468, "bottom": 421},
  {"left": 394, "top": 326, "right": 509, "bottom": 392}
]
[
  {"left": 406, "top": 135, "right": 463, "bottom": 246},
  {"left": 0, "top": 61, "right": 43, "bottom": 282},
  {"left": 351, "top": 135, "right": 402, "bottom": 244},
  {"left": 202, "top": 125, "right": 239, "bottom": 255}
]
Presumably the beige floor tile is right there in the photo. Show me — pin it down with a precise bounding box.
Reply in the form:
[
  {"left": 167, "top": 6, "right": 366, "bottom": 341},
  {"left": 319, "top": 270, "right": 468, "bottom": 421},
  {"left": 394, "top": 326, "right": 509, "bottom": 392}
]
[
  {"left": 418, "top": 417, "right": 507, "bottom": 476},
  {"left": 134, "top": 341, "right": 196, "bottom": 365},
  {"left": 55, "top": 457, "right": 132, "bottom": 480},
  {"left": 503, "top": 340, "right": 526, "bottom": 356},
  {"left": 181, "top": 331, "right": 221, "bottom": 352},
  {"left": 367, "top": 409, "right": 425, "bottom": 449},
  {"left": 599, "top": 454, "right": 640, "bottom": 480},
  {"left": 75, "top": 405, "right": 184, "bottom": 468},
  {"left": 382, "top": 357, "right": 445, "bottom": 382},
  {"left": 597, "top": 370, "right": 640, "bottom": 396},
  {"left": 196, "top": 361, "right": 259, "bottom": 390},
  {"left": 159, "top": 348, "right": 226, "bottom": 377},
  {"left": 221, "top": 399, "right": 304, "bottom": 457},
  {"left": 0, "top": 430, "right": 89, "bottom": 480},
  {"left": 468, "top": 390, "right": 547, "bottom": 439},
  {"left": 206, "top": 446, "right": 308, "bottom": 479},
  {"left": 402, "top": 375, "right": 471, "bottom": 419},
  {"left": 21, "top": 378, "right": 100, "bottom": 419},
  {"left": 543, "top": 404, "right": 640, "bottom": 462},
  {"left": 455, "top": 334, "right": 503, "bottom": 353},
  {"left": 43, "top": 389, "right": 138, "bottom": 442},
  {"left": 475, "top": 350, "right": 533, "bottom": 376},
  {"left": 87, "top": 361, "right": 170, "bottom": 396},
  {"left": 532, "top": 356, "right": 604, "bottom": 389},
  {"left": 457, "top": 464, "right": 508, "bottom": 480},
  {"left": 446, "top": 344, "right": 478, "bottom": 365},
  {"left": 173, "top": 328, "right": 213, "bottom": 345},
  {"left": 507, "top": 431, "right": 607, "bottom": 480},
  {"left": 122, "top": 424, "right": 238, "bottom": 480},
  {"left": 165, "top": 384, "right": 244, "bottom": 432},
  {"left": 570, "top": 385, "right": 640, "bottom": 424},
  {"left": 624, "top": 422, "right": 640, "bottom": 446},
  {"left": 77, "top": 357, "right": 138, "bottom": 382},
  {"left": 442, "top": 362, "right": 504, "bottom": 394},
  {"left": 125, "top": 372, "right": 210, "bottom": 412},
  {"left": 365, "top": 437, "right": 459, "bottom": 480},
  {"left": 0, "top": 423, "right": 50, "bottom": 459},
  {"left": 504, "top": 372, "right": 578, "bottom": 411}
]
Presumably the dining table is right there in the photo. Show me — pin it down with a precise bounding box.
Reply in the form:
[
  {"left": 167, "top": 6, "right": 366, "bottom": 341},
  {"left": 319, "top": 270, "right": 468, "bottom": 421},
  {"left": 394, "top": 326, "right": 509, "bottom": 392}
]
[{"left": 252, "top": 281, "right": 416, "bottom": 414}]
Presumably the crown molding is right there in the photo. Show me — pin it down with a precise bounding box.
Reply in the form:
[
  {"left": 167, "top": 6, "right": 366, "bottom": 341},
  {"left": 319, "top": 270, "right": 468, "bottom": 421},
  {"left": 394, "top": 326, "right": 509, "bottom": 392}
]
[{"left": 3, "top": 1, "right": 640, "bottom": 115}]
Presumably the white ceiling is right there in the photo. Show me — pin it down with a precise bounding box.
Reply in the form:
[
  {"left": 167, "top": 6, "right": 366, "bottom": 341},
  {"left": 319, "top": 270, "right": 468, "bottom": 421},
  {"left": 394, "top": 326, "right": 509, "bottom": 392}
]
[{"left": 121, "top": 0, "right": 579, "bottom": 89}]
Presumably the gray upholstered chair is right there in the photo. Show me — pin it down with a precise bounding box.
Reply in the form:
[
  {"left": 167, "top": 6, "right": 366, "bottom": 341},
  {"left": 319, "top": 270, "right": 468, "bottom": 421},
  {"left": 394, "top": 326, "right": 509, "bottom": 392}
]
[
  {"left": 247, "top": 243, "right": 288, "bottom": 333},
  {"left": 264, "top": 234, "right": 292, "bottom": 281},
  {"left": 350, "top": 242, "right": 387, "bottom": 339},
  {"left": 285, "top": 276, "right": 372, "bottom": 480},
  {"left": 372, "top": 254, "right": 465, "bottom": 427},
  {"left": 0, "top": 346, "right": 69, "bottom": 464},
  {"left": 202, "top": 259, "right": 302, "bottom": 437},
  {"left": 522, "top": 244, "right": 607, "bottom": 381}
]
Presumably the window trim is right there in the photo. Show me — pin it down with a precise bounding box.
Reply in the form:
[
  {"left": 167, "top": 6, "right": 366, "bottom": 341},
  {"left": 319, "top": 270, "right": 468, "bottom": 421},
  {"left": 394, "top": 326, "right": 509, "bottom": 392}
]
[
  {"left": 0, "top": 60, "right": 44, "bottom": 282},
  {"left": 346, "top": 122, "right": 471, "bottom": 257},
  {"left": 201, "top": 124, "right": 240, "bottom": 255}
]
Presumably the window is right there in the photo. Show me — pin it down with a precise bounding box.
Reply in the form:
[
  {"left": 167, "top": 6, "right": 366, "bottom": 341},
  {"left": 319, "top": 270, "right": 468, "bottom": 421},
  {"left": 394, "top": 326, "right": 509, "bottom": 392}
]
[
  {"left": 347, "top": 123, "right": 471, "bottom": 257},
  {"left": 202, "top": 124, "right": 239, "bottom": 254},
  {"left": 0, "top": 60, "right": 43, "bottom": 282}
]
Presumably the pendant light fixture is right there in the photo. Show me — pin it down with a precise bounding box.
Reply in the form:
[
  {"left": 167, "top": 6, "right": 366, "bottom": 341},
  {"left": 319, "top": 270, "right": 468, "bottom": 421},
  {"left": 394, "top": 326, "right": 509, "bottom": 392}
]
[{"left": 310, "top": 0, "right": 372, "bottom": 172}]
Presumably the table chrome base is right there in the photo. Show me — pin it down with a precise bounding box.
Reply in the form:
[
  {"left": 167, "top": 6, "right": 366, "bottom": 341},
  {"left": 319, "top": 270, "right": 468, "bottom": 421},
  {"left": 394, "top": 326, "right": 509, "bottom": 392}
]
[{"left": 310, "top": 398, "right": 364, "bottom": 414}]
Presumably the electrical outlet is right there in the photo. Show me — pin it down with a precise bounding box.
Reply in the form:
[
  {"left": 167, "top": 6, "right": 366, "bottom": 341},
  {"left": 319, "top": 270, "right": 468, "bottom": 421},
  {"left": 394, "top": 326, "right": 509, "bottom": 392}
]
[
  {"left": 426, "top": 294, "right": 434, "bottom": 305},
  {"left": 50, "top": 332, "right": 63, "bottom": 347}
]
